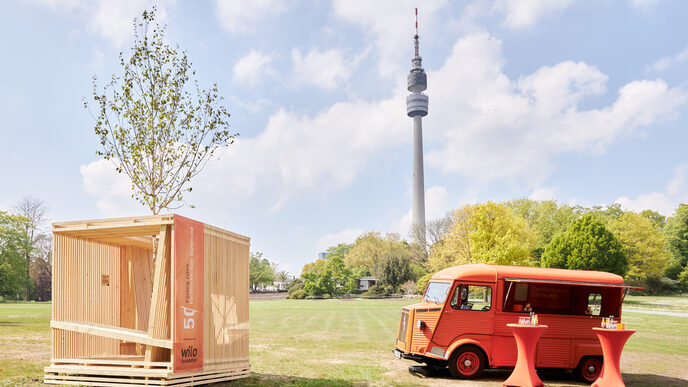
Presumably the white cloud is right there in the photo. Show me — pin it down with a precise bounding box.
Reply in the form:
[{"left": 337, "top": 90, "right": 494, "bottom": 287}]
[
  {"left": 426, "top": 33, "right": 686, "bottom": 187},
  {"left": 291, "top": 48, "right": 353, "bottom": 90},
  {"left": 529, "top": 187, "right": 558, "bottom": 201},
  {"left": 80, "top": 159, "right": 141, "bottom": 216},
  {"left": 25, "top": 0, "right": 170, "bottom": 47},
  {"left": 493, "top": 0, "right": 576, "bottom": 29},
  {"left": 649, "top": 45, "right": 688, "bottom": 72},
  {"left": 616, "top": 163, "right": 688, "bottom": 216},
  {"left": 216, "top": 0, "right": 290, "bottom": 34},
  {"left": 233, "top": 50, "right": 275, "bottom": 85},
  {"left": 317, "top": 228, "right": 364, "bottom": 252},
  {"left": 196, "top": 96, "right": 407, "bottom": 205}
]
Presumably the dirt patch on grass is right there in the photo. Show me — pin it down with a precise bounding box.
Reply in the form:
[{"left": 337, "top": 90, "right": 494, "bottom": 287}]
[
  {"left": 0, "top": 341, "right": 49, "bottom": 361},
  {"left": 622, "top": 351, "right": 688, "bottom": 382}
]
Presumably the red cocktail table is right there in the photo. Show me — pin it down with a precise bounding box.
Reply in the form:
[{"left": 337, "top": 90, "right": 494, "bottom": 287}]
[
  {"left": 592, "top": 328, "right": 635, "bottom": 387},
  {"left": 503, "top": 324, "right": 548, "bottom": 387}
]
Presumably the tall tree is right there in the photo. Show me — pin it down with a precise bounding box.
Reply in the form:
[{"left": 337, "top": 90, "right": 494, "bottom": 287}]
[
  {"left": 13, "top": 197, "right": 49, "bottom": 301},
  {"left": 608, "top": 212, "right": 670, "bottom": 283},
  {"left": 0, "top": 212, "right": 31, "bottom": 300},
  {"left": 249, "top": 252, "right": 275, "bottom": 291},
  {"left": 344, "top": 232, "right": 413, "bottom": 277},
  {"left": 379, "top": 255, "right": 411, "bottom": 291},
  {"left": 542, "top": 214, "right": 627, "bottom": 276},
  {"left": 428, "top": 202, "right": 537, "bottom": 272},
  {"left": 641, "top": 209, "right": 667, "bottom": 230},
  {"left": 664, "top": 204, "right": 688, "bottom": 283},
  {"left": 507, "top": 199, "right": 579, "bottom": 261},
  {"left": 86, "top": 8, "right": 236, "bottom": 214}
]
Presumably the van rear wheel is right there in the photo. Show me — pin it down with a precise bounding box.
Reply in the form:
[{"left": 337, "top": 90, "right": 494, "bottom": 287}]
[
  {"left": 575, "top": 356, "right": 602, "bottom": 383},
  {"left": 448, "top": 345, "right": 486, "bottom": 379}
]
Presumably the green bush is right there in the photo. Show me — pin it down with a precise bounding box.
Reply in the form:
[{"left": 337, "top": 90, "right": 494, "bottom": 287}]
[
  {"left": 416, "top": 273, "right": 432, "bottom": 294},
  {"left": 288, "top": 282, "right": 304, "bottom": 298},
  {"left": 365, "top": 284, "right": 394, "bottom": 296},
  {"left": 290, "top": 289, "right": 307, "bottom": 299}
]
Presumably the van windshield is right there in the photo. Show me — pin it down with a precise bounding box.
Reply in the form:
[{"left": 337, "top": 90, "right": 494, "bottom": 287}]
[{"left": 423, "top": 282, "right": 452, "bottom": 304}]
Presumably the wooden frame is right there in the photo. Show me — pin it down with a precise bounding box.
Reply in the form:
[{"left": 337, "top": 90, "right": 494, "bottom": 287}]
[{"left": 46, "top": 215, "right": 250, "bottom": 386}]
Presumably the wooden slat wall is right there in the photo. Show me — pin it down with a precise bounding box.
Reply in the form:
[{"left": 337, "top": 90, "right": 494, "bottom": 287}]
[
  {"left": 119, "top": 245, "right": 153, "bottom": 355},
  {"left": 203, "top": 225, "right": 250, "bottom": 371},
  {"left": 52, "top": 234, "right": 121, "bottom": 359}
]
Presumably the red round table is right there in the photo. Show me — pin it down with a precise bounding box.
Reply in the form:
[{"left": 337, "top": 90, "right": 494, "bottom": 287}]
[
  {"left": 592, "top": 328, "right": 635, "bottom": 387},
  {"left": 503, "top": 324, "right": 548, "bottom": 387}
]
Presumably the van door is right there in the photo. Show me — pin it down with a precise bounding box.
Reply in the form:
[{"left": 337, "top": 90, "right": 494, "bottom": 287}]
[{"left": 432, "top": 283, "right": 495, "bottom": 348}]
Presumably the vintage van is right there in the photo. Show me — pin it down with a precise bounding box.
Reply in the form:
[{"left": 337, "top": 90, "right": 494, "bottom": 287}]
[{"left": 393, "top": 264, "right": 636, "bottom": 382}]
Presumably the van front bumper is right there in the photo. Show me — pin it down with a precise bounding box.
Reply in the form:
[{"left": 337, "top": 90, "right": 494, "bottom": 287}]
[{"left": 393, "top": 348, "right": 426, "bottom": 363}]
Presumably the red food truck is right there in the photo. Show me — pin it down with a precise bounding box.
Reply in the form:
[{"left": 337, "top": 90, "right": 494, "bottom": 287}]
[{"left": 393, "top": 264, "right": 636, "bottom": 382}]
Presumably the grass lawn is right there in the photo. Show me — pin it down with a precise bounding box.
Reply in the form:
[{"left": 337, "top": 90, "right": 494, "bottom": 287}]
[{"left": 1, "top": 297, "right": 687, "bottom": 386}]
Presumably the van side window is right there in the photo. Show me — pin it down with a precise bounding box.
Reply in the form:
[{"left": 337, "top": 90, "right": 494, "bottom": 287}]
[
  {"left": 450, "top": 285, "right": 492, "bottom": 311},
  {"left": 587, "top": 293, "right": 602, "bottom": 316}
]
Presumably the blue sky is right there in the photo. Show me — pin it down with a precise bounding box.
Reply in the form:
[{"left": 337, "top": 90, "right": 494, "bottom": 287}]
[{"left": 1, "top": 0, "right": 687, "bottom": 274}]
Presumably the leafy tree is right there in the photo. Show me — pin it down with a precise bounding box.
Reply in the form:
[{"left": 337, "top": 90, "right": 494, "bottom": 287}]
[
  {"left": 664, "top": 204, "right": 688, "bottom": 284},
  {"left": 325, "top": 243, "right": 354, "bottom": 260},
  {"left": 379, "top": 255, "right": 411, "bottom": 291},
  {"left": 86, "top": 8, "right": 235, "bottom": 214},
  {"left": 582, "top": 204, "right": 624, "bottom": 226},
  {"left": 641, "top": 209, "right": 667, "bottom": 230},
  {"left": 275, "top": 270, "right": 290, "bottom": 283},
  {"left": 428, "top": 202, "right": 537, "bottom": 272},
  {"left": 345, "top": 232, "right": 413, "bottom": 277},
  {"left": 507, "top": 199, "right": 579, "bottom": 261},
  {"left": 301, "top": 254, "right": 354, "bottom": 296},
  {"left": 0, "top": 212, "right": 31, "bottom": 300},
  {"left": 302, "top": 270, "right": 334, "bottom": 296},
  {"left": 608, "top": 212, "right": 670, "bottom": 283},
  {"left": 542, "top": 214, "right": 627, "bottom": 276},
  {"left": 416, "top": 273, "right": 432, "bottom": 294},
  {"left": 427, "top": 205, "right": 473, "bottom": 272},
  {"left": 249, "top": 252, "right": 275, "bottom": 291}
]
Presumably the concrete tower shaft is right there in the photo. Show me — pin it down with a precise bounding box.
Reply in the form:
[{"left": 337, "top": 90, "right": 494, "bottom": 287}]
[{"left": 406, "top": 8, "right": 428, "bottom": 242}]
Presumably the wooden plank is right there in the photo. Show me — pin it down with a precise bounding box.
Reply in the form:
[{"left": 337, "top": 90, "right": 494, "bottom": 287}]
[
  {"left": 44, "top": 364, "right": 170, "bottom": 377},
  {"left": 97, "top": 236, "right": 153, "bottom": 249},
  {"left": 44, "top": 373, "right": 168, "bottom": 385},
  {"left": 51, "top": 357, "right": 170, "bottom": 367},
  {"left": 43, "top": 367, "right": 250, "bottom": 386},
  {"left": 53, "top": 215, "right": 174, "bottom": 231},
  {"left": 145, "top": 225, "right": 172, "bottom": 363},
  {"left": 51, "top": 321, "right": 172, "bottom": 349}
]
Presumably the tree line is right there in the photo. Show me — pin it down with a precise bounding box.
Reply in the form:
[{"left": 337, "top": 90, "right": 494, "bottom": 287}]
[
  {"left": 0, "top": 198, "right": 51, "bottom": 301},
  {"left": 290, "top": 199, "right": 688, "bottom": 299}
]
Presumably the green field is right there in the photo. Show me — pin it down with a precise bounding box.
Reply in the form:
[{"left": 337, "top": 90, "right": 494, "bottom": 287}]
[{"left": 1, "top": 298, "right": 687, "bottom": 386}]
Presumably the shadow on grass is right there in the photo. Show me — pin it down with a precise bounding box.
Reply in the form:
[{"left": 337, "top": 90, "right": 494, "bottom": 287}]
[
  {"left": 214, "top": 373, "right": 356, "bottom": 386},
  {"left": 622, "top": 373, "right": 688, "bottom": 387},
  {"left": 408, "top": 366, "right": 688, "bottom": 386}
]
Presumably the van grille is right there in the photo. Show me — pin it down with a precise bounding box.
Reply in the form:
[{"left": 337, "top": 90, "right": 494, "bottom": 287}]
[{"left": 397, "top": 309, "right": 410, "bottom": 344}]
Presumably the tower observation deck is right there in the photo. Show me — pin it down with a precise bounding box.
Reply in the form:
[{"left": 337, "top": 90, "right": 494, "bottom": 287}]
[{"left": 407, "top": 8, "right": 428, "bottom": 243}]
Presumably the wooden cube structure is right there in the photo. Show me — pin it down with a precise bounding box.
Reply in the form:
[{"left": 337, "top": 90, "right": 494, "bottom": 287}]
[{"left": 44, "top": 215, "right": 250, "bottom": 386}]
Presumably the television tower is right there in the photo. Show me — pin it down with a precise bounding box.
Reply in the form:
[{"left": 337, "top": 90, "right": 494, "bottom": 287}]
[{"left": 407, "top": 8, "right": 428, "bottom": 243}]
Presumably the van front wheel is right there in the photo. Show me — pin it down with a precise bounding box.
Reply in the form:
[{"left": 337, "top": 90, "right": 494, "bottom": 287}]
[
  {"left": 575, "top": 356, "right": 603, "bottom": 383},
  {"left": 448, "top": 345, "right": 486, "bottom": 379}
]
